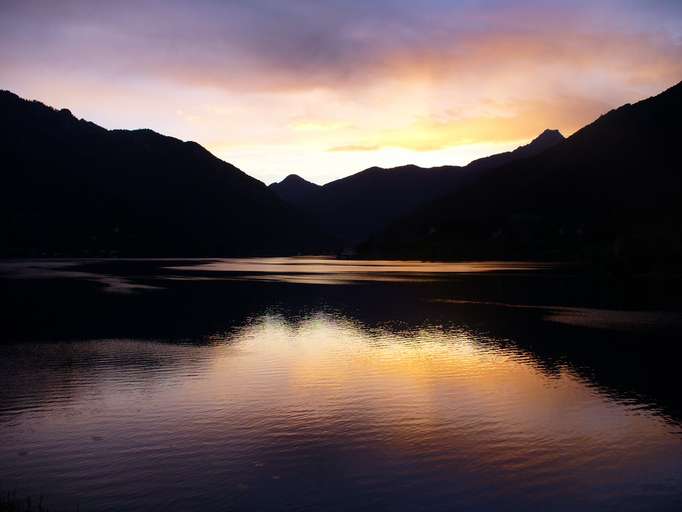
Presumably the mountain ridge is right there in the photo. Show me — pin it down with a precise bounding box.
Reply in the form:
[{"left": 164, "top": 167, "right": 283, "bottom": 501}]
[
  {"left": 270, "top": 129, "right": 565, "bottom": 246},
  {"left": 269, "top": 174, "right": 321, "bottom": 204},
  {"left": 0, "top": 89, "right": 333, "bottom": 257},
  {"left": 360, "top": 80, "right": 682, "bottom": 268}
]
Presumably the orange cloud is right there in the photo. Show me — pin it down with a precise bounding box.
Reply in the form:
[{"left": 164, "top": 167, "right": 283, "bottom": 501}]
[
  {"left": 328, "top": 144, "right": 381, "bottom": 152},
  {"left": 327, "top": 95, "right": 611, "bottom": 152}
]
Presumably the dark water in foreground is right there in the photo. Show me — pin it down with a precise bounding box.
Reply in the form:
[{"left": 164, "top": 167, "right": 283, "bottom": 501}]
[{"left": 1, "top": 258, "right": 681, "bottom": 511}]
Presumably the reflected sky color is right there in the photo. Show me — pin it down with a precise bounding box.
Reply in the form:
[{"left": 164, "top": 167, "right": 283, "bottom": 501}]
[
  {"left": 2, "top": 258, "right": 682, "bottom": 510},
  {"left": 0, "top": 257, "right": 551, "bottom": 287},
  {"left": 1, "top": 0, "right": 681, "bottom": 183},
  {"left": 166, "top": 257, "right": 552, "bottom": 284},
  {"left": 2, "top": 315, "right": 681, "bottom": 511}
]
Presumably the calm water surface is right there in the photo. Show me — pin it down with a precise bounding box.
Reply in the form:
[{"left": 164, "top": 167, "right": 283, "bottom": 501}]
[{"left": 1, "top": 258, "right": 681, "bottom": 511}]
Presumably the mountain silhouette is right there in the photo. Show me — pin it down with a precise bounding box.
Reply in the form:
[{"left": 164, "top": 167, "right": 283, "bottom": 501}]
[
  {"left": 269, "top": 174, "right": 321, "bottom": 204},
  {"left": 271, "top": 130, "right": 564, "bottom": 246},
  {"left": 466, "top": 129, "right": 565, "bottom": 172},
  {"left": 0, "top": 90, "right": 333, "bottom": 257},
  {"left": 361, "top": 81, "right": 682, "bottom": 270}
]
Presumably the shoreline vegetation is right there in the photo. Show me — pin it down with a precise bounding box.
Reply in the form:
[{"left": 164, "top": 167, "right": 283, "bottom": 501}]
[{"left": 0, "top": 491, "right": 79, "bottom": 512}]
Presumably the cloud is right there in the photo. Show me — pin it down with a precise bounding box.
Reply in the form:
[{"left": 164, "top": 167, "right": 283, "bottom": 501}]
[
  {"left": 328, "top": 144, "right": 382, "bottom": 153},
  {"left": 290, "top": 120, "right": 350, "bottom": 132},
  {"left": 325, "top": 94, "right": 622, "bottom": 152},
  {"left": 1, "top": 0, "right": 680, "bottom": 183},
  {"left": 2, "top": 0, "right": 680, "bottom": 96}
]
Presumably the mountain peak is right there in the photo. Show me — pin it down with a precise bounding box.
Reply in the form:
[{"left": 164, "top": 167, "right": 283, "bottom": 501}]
[
  {"left": 270, "top": 174, "right": 321, "bottom": 205},
  {"left": 465, "top": 128, "right": 565, "bottom": 172},
  {"left": 279, "top": 174, "right": 312, "bottom": 185},
  {"left": 533, "top": 128, "right": 565, "bottom": 144},
  {"left": 511, "top": 128, "right": 565, "bottom": 158}
]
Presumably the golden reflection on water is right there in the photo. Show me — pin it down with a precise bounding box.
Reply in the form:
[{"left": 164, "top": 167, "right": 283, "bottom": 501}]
[
  {"left": 2, "top": 312, "right": 681, "bottom": 511},
  {"left": 166, "top": 257, "right": 552, "bottom": 284},
  {"left": 195, "top": 315, "right": 677, "bottom": 478}
]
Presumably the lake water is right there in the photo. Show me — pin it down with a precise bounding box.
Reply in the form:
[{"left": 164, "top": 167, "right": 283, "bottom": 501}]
[{"left": 1, "top": 258, "right": 681, "bottom": 511}]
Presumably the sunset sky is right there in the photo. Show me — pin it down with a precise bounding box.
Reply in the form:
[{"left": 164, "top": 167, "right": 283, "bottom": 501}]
[{"left": 1, "top": 0, "right": 681, "bottom": 184}]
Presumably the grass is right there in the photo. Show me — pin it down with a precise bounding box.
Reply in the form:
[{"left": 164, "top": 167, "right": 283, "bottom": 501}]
[{"left": 0, "top": 491, "right": 79, "bottom": 512}]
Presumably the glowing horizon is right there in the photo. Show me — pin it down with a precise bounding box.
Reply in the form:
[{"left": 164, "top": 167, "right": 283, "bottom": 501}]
[{"left": 1, "top": 0, "right": 681, "bottom": 185}]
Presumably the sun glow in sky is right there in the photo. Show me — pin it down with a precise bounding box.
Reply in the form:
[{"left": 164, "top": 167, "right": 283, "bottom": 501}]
[{"left": 1, "top": 0, "right": 681, "bottom": 184}]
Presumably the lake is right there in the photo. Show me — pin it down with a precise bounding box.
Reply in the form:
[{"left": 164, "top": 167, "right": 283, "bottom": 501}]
[{"left": 1, "top": 258, "right": 681, "bottom": 511}]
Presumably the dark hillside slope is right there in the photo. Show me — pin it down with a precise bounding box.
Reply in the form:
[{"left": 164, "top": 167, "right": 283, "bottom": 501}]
[
  {"left": 362, "top": 81, "right": 682, "bottom": 268},
  {"left": 284, "top": 130, "right": 564, "bottom": 246},
  {"left": 465, "top": 129, "right": 564, "bottom": 172},
  {"left": 0, "top": 90, "right": 332, "bottom": 256},
  {"left": 304, "top": 164, "right": 467, "bottom": 245},
  {"left": 269, "top": 174, "right": 321, "bottom": 204}
]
